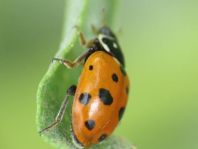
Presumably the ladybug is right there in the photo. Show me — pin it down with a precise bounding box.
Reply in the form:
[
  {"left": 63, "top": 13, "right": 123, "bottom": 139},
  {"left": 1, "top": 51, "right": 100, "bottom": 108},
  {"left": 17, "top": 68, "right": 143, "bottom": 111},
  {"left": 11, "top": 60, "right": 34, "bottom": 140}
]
[{"left": 39, "top": 26, "right": 130, "bottom": 148}]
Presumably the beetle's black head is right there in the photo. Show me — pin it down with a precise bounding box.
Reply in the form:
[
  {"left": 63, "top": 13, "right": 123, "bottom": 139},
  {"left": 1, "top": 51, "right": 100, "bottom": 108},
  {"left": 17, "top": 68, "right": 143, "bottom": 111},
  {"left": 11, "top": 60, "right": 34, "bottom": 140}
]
[{"left": 98, "top": 26, "right": 117, "bottom": 39}]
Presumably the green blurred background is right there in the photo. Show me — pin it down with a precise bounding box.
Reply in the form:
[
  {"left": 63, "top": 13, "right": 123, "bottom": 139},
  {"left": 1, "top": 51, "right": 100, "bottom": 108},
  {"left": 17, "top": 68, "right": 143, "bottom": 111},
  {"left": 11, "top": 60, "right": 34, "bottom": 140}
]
[{"left": 1, "top": 0, "right": 198, "bottom": 148}]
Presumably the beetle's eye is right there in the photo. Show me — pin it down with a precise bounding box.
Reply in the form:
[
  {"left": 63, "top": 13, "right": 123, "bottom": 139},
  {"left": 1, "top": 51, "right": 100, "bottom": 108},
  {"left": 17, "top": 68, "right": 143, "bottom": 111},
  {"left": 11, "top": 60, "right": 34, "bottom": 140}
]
[{"left": 99, "top": 26, "right": 116, "bottom": 38}]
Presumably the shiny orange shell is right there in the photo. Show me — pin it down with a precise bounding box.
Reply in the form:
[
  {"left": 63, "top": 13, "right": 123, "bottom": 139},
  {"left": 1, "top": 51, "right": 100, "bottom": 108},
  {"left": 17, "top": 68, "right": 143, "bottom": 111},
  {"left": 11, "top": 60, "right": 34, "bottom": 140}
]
[{"left": 72, "top": 51, "right": 129, "bottom": 147}]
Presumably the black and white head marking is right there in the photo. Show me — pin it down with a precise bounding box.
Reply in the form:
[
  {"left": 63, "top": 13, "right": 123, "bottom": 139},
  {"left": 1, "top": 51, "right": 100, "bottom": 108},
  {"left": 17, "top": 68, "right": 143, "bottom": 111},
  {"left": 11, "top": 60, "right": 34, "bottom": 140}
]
[
  {"left": 98, "top": 33, "right": 125, "bottom": 66},
  {"left": 98, "top": 34, "right": 117, "bottom": 53}
]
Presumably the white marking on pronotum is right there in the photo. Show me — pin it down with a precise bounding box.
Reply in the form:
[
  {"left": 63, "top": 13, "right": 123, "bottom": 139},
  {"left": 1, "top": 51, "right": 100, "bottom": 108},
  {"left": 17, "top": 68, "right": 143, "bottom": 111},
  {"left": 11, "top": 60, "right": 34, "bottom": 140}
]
[
  {"left": 98, "top": 34, "right": 115, "bottom": 53},
  {"left": 113, "top": 42, "right": 118, "bottom": 49}
]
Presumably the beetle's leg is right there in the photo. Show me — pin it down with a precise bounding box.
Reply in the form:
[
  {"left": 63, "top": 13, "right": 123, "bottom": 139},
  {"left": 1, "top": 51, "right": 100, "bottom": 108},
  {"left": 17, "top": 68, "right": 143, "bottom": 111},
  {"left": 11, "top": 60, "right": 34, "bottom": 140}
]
[
  {"left": 79, "top": 32, "right": 87, "bottom": 46},
  {"left": 91, "top": 24, "right": 99, "bottom": 35},
  {"left": 79, "top": 30, "right": 95, "bottom": 48},
  {"left": 39, "top": 85, "right": 77, "bottom": 135},
  {"left": 101, "top": 8, "right": 107, "bottom": 26},
  {"left": 52, "top": 27, "right": 95, "bottom": 68},
  {"left": 73, "top": 25, "right": 87, "bottom": 46},
  {"left": 52, "top": 47, "right": 91, "bottom": 69}
]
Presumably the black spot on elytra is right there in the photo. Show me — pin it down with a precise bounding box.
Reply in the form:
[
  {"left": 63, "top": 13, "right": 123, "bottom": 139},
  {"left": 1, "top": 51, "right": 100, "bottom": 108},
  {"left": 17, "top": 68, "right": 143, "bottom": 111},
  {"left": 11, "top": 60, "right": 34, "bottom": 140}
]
[
  {"left": 119, "top": 107, "right": 125, "bottom": 121},
  {"left": 89, "top": 65, "right": 93, "bottom": 70},
  {"left": 112, "top": 73, "right": 118, "bottom": 83},
  {"left": 79, "top": 93, "right": 91, "bottom": 105},
  {"left": 98, "top": 134, "right": 107, "bottom": 142},
  {"left": 120, "top": 66, "right": 126, "bottom": 76},
  {"left": 85, "top": 120, "right": 95, "bottom": 130},
  {"left": 99, "top": 88, "right": 113, "bottom": 105}
]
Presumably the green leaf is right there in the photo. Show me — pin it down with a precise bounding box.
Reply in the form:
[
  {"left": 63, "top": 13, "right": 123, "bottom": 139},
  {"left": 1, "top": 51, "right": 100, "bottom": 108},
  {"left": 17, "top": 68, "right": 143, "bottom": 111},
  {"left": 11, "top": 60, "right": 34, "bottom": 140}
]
[{"left": 36, "top": 0, "right": 135, "bottom": 148}]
